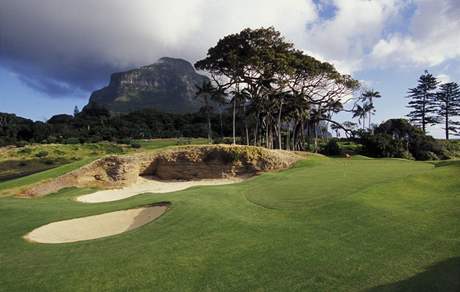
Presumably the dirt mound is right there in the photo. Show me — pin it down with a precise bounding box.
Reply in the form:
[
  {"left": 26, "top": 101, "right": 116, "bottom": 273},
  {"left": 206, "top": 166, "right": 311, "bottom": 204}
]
[
  {"left": 19, "top": 145, "right": 301, "bottom": 197},
  {"left": 24, "top": 204, "right": 168, "bottom": 244},
  {"left": 144, "top": 145, "right": 300, "bottom": 180}
]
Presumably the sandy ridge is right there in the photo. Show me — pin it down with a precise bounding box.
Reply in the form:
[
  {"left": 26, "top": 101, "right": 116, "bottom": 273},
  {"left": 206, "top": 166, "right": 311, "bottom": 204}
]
[{"left": 77, "top": 176, "right": 246, "bottom": 203}]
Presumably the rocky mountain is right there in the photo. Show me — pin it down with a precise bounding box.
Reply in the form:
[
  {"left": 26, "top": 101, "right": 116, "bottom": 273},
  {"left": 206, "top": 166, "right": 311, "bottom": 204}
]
[{"left": 87, "top": 57, "right": 209, "bottom": 113}]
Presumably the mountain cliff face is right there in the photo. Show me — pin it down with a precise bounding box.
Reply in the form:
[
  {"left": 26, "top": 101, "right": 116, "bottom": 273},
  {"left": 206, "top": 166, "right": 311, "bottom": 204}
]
[{"left": 87, "top": 57, "right": 209, "bottom": 113}]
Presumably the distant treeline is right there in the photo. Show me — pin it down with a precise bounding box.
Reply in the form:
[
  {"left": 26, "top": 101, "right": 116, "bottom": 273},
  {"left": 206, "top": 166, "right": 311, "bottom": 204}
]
[{"left": 0, "top": 106, "right": 237, "bottom": 146}]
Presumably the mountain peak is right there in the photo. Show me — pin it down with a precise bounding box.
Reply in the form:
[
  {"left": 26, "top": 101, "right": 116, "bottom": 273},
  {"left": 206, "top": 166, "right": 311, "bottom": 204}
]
[{"left": 87, "top": 57, "right": 209, "bottom": 114}]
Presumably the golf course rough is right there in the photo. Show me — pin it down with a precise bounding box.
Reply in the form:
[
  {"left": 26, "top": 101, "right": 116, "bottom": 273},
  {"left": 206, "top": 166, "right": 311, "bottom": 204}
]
[{"left": 24, "top": 204, "right": 169, "bottom": 244}]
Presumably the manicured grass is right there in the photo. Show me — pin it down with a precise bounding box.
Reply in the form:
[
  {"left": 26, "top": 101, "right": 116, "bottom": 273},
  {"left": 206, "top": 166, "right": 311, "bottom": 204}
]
[
  {"left": 0, "top": 156, "right": 459, "bottom": 291},
  {"left": 133, "top": 138, "right": 208, "bottom": 150},
  {"left": 0, "top": 157, "right": 76, "bottom": 181},
  {"left": 0, "top": 157, "right": 96, "bottom": 195}
]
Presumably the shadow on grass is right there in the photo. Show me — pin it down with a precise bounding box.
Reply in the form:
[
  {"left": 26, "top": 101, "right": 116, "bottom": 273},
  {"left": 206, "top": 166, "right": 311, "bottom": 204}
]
[
  {"left": 433, "top": 160, "right": 460, "bottom": 168},
  {"left": 368, "top": 257, "right": 460, "bottom": 292}
]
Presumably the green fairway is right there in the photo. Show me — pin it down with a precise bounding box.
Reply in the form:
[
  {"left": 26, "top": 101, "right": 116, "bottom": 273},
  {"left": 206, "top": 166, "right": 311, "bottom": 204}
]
[
  {"left": 0, "top": 157, "right": 96, "bottom": 195},
  {"left": 0, "top": 156, "right": 459, "bottom": 291}
]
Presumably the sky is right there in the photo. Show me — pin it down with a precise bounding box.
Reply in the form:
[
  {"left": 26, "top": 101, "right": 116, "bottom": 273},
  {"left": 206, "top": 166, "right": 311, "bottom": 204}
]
[{"left": 1, "top": 0, "right": 460, "bottom": 137}]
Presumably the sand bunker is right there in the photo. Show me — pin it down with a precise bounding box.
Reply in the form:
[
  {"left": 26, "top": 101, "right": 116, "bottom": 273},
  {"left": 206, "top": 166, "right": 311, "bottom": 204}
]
[
  {"left": 24, "top": 204, "right": 168, "bottom": 244},
  {"left": 77, "top": 176, "right": 245, "bottom": 203}
]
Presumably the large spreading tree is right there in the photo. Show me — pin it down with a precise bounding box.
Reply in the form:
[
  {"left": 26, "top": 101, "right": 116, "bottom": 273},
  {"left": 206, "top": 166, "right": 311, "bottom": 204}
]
[
  {"left": 406, "top": 71, "right": 439, "bottom": 133},
  {"left": 195, "top": 27, "right": 359, "bottom": 150}
]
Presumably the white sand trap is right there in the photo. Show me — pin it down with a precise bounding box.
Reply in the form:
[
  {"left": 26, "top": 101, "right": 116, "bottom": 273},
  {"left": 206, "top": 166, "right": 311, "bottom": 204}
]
[
  {"left": 24, "top": 205, "right": 168, "bottom": 244},
  {"left": 76, "top": 176, "right": 246, "bottom": 203}
]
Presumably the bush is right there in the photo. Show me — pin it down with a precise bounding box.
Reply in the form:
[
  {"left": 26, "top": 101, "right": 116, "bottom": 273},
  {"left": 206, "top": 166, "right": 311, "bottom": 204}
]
[
  {"left": 417, "top": 151, "right": 439, "bottom": 161},
  {"left": 17, "top": 148, "right": 32, "bottom": 155},
  {"left": 53, "top": 149, "right": 66, "bottom": 155},
  {"left": 64, "top": 137, "right": 80, "bottom": 144},
  {"left": 35, "top": 151, "right": 49, "bottom": 158},
  {"left": 130, "top": 143, "right": 142, "bottom": 149},
  {"left": 321, "top": 139, "right": 341, "bottom": 156},
  {"left": 41, "top": 159, "right": 55, "bottom": 165},
  {"left": 116, "top": 138, "right": 132, "bottom": 145},
  {"left": 359, "top": 119, "right": 447, "bottom": 161},
  {"left": 15, "top": 141, "right": 27, "bottom": 148}
]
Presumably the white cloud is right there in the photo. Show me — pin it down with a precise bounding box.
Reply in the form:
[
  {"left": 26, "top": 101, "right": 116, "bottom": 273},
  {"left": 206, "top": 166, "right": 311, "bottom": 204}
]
[
  {"left": 437, "top": 74, "right": 451, "bottom": 83},
  {"left": 0, "top": 0, "right": 318, "bottom": 93},
  {"left": 370, "top": 0, "right": 460, "bottom": 67},
  {"left": 300, "top": 0, "right": 406, "bottom": 73},
  {"left": 1, "top": 0, "right": 459, "bottom": 96}
]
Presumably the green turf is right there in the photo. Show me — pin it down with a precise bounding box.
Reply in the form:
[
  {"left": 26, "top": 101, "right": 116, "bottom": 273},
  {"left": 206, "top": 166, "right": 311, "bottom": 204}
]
[
  {"left": 0, "top": 157, "right": 95, "bottom": 194},
  {"left": 0, "top": 157, "right": 459, "bottom": 291},
  {"left": 133, "top": 138, "right": 208, "bottom": 149}
]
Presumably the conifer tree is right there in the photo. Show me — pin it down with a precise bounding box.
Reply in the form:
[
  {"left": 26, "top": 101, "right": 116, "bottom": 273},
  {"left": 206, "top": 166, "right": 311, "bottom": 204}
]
[
  {"left": 73, "top": 106, "right": 80, "bottom": 117},
  {"left": 436, "top": 82, "right": 460, "bottom": 140},
  {"left": 406, "top": 71, "right": 439, "bottom": 134}
]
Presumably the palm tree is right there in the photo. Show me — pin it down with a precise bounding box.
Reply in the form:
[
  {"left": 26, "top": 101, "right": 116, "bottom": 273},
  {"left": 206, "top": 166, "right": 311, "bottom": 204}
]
[
  {"left": 352, "top": 105, "right": 367, "bottom": 130},
  {"left": 361, "top": 89, "right": 381, "bottom": 132},
  {"left": 195, "top": 81, "right": 218, "bottom": 144}
]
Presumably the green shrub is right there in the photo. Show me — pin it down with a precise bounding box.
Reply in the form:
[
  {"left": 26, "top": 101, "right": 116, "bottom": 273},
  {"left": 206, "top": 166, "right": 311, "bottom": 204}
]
[
  {"left": 64, "top": 137, "right": 80, "bottom": 144},
  {"left": 360, "top": 119, "right": 447, "bottom": 161},
  {"left": 41, "top": 159, "right": 55, "bottom": 165},
  {"left": 321, "top": 139, "right": 341, "bottom": 156},
  {"left": 17, "top": 148, "right": 32, "bottom": 155},
  {"left": 417, "top": 151, "right": 439, "bottom": 161},
  {"left": 15, "top": 141, "right": 27, "bottom": 148},
  {"left": 117, "top": 138, "right": 132, "bottom": 145},
  {"left": 35, "top": 151, "right": 49, "bottom": 158},
  {"left": 53, "top": 149, "right": 66, "bottom": 155}
]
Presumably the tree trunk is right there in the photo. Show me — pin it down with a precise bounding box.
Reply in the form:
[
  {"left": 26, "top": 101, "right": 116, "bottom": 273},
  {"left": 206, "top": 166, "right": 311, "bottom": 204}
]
[
  {"left": 206, "top": 97, "right": 212, "bottom": 144},
  {"left": 277, "top": 101, "right": 283, "bottom": 150},
  {"left": 232, "top": 97, "right": 236, "bottom": 145},
  {"left": 422, "top": 94, "right": 426, "bottom": 134},
  {"left": 314, "top": 122, "right": 318, "bottom": 153},
  {"left": 446, "top": 111, "right": 449, "bottom": 140},
  {"left": 292, "top": 121, "right": 297, "bottom": 151},
  {"left": 243, "top": 102, "right": 249, "bottom": 145},
  {"left": 219, "top": 108, "right": 223, "bottom": 138},
  {"left": 254, "top": 112, "right": 259, "bottom": 146}
]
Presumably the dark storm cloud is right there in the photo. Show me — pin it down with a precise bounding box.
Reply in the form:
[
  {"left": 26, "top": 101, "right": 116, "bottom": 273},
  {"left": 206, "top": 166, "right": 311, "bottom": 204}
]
[{"left": 0, "top": 0, "right": 317, "bottom": 97}]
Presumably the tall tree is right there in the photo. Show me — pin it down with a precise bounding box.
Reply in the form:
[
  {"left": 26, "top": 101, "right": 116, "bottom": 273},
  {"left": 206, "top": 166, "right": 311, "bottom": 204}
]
[
  {"left": 436, "top": 82, "right": 460, "bottom": 140},
  {"left": 361, "top": 89, "right": 381, "bottom": 132},
  {"left": 406, "top": 71, "right": 439, "bottom": 133},
  {"left": 195, "top": 81, "right": 216, "bottom": 144},
  {"left": 195, "top": 27, "right": 295, "bottom": 146}
]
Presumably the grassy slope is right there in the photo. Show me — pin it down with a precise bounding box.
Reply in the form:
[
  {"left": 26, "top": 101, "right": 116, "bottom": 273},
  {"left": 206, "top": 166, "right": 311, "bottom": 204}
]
[
  {"left": 0, "top": 157, "right": 459, "bottom": 291},
  {"left": 0, "top": 157, "right": 96, "bottom": 194}
]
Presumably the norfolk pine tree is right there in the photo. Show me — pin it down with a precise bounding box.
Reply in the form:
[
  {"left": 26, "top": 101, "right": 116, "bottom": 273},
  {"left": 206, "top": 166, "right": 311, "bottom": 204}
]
[
  {"left": 436, "top": 82, "right": 460, "bottom": 140},
  {"left": 406, "top": 71, "right": 439, "bottom": 134}
]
